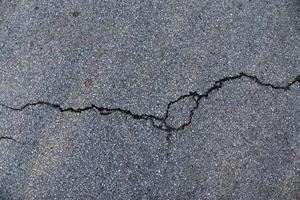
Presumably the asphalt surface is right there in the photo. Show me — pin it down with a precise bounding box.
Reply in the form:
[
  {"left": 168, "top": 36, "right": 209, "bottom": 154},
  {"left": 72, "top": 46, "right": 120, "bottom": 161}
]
[{"left": 0, "top": 0, "right": 300, "bottom": 199}]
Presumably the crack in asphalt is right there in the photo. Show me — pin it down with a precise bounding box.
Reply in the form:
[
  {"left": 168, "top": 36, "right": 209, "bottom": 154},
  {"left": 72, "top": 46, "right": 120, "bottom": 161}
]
[
  {"left": 0, "top": 72, "right": 299, "bottom": 140},
  {"left": 0, "top": 136, "right": 18, "bottom": 143}
]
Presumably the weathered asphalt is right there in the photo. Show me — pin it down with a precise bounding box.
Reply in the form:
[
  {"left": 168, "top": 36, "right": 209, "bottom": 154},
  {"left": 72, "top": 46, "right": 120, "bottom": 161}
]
[{"left": 0, "top": 0, "right": 300, "bottom": 199}]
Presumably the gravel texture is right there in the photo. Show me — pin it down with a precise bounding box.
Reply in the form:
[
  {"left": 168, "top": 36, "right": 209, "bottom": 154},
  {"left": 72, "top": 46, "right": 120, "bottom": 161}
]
[{"left": 0, "top": 0, "right": 300, "bottom": 199}]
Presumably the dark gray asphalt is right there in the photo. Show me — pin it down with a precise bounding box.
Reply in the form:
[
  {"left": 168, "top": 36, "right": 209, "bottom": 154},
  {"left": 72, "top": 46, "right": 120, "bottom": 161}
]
[{"left": 0, "top": 0, "right": 300, "bottom": 199}]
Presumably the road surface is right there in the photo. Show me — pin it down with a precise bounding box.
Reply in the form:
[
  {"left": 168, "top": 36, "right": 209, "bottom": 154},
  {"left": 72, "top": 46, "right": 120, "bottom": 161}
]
[{"left": 0, "top": 0, "right": 299, "bottom": 199}]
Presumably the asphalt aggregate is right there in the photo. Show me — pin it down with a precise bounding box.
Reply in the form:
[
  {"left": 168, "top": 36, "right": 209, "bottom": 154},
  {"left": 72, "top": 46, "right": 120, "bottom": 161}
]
[{"left": 0, "top": 0, "right": 300, "bottom": 199}]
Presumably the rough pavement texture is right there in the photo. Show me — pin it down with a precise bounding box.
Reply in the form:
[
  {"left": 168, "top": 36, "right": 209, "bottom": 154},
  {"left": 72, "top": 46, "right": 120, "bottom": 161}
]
[{"left": 0, "top": 0, "right": 300, "bottom": 199}]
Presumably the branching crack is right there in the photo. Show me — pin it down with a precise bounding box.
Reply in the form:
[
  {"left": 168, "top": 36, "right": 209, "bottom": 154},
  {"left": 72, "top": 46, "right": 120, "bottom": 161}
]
[{"left": 0, "top": 73, "right": 299, "bottom": 138}]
